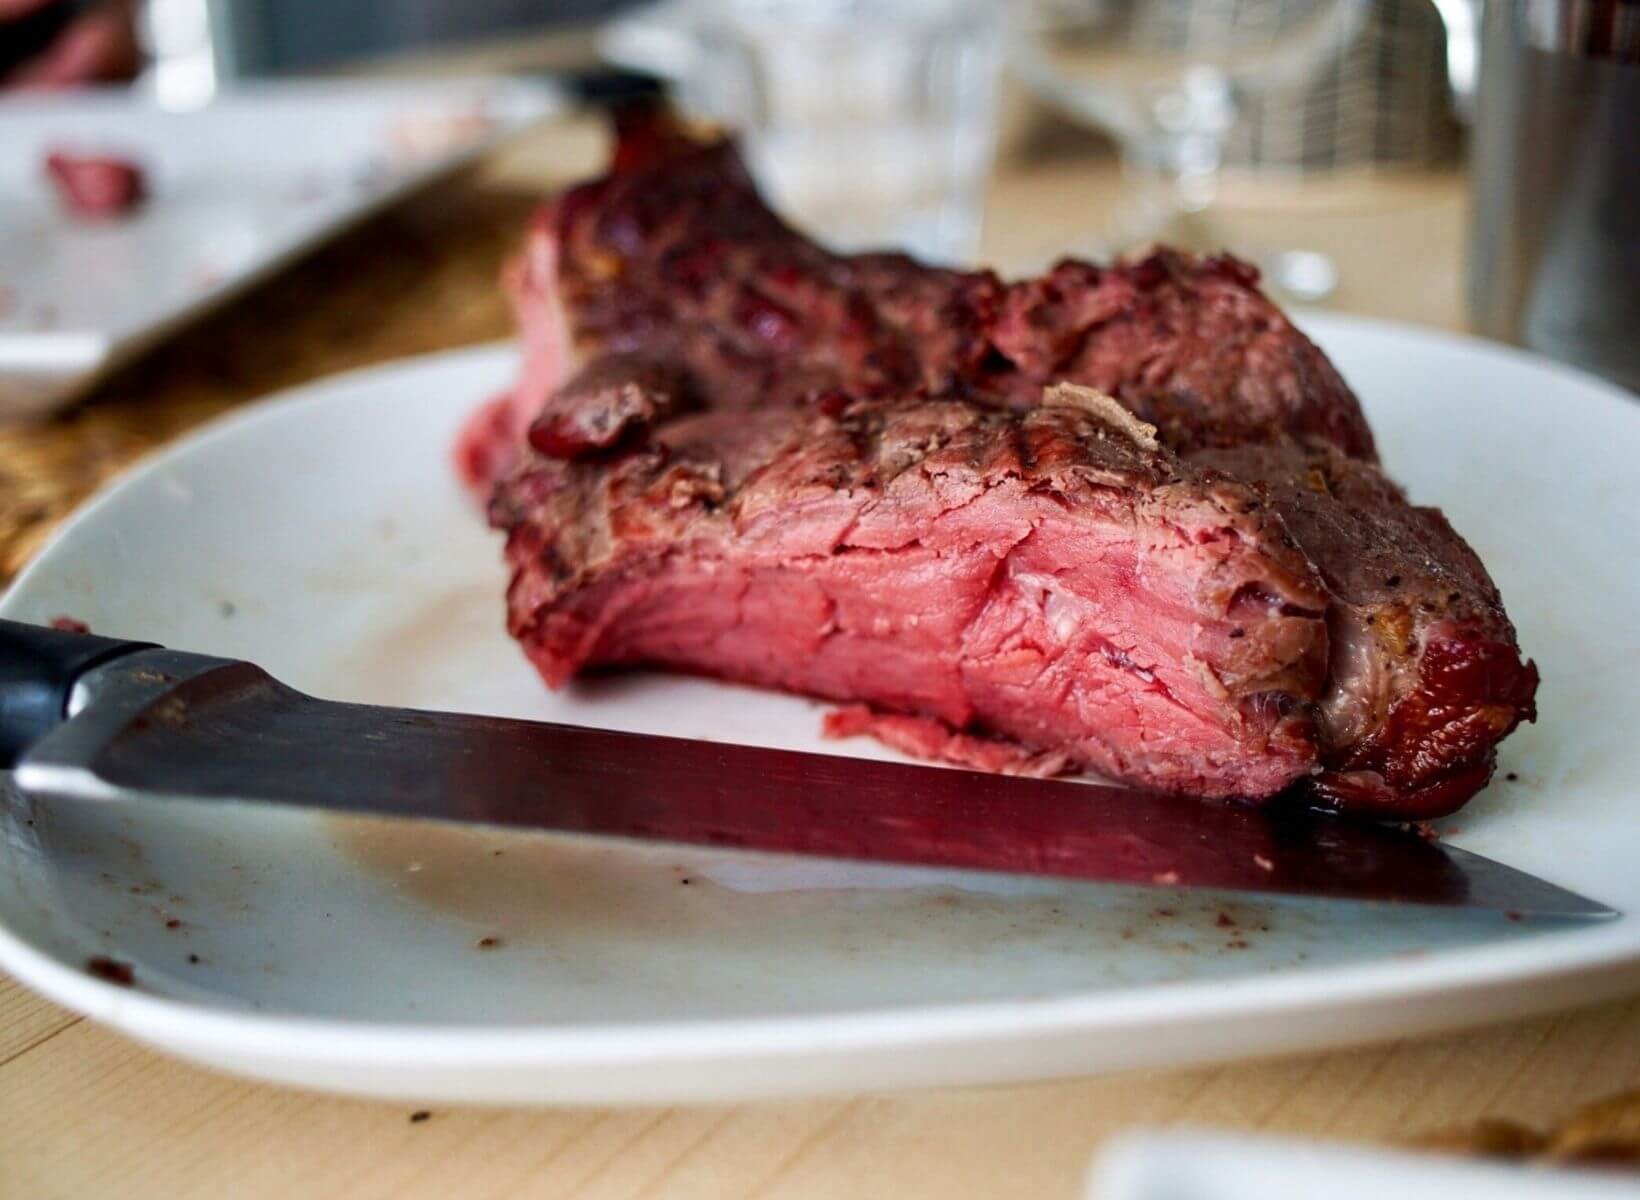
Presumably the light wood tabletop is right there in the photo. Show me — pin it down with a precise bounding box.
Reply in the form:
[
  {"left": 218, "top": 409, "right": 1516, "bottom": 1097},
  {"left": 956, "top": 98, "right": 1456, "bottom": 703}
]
[{"left": 1, "top": 105, "right": 1636, "bottom": 1200}]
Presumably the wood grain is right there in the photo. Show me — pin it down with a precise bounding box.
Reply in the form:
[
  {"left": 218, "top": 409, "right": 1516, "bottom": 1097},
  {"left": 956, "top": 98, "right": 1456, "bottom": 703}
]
[
  {"left": 0, "top": 974, "right": 77, "bottom": 1065},
  {"left": 0, "top": 984, "right": 1634, "bottom": 1199}
]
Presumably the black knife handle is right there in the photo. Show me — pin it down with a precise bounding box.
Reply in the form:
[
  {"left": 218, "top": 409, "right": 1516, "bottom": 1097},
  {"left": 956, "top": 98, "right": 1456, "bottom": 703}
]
[{"left": 0, "top": 620, "right": 155, "bottom": 769}]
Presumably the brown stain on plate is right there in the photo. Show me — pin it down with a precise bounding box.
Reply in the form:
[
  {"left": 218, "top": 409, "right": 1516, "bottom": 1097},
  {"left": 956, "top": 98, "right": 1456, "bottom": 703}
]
[{"left": 328, "top": 815, "right": 780, "bottom": 947}]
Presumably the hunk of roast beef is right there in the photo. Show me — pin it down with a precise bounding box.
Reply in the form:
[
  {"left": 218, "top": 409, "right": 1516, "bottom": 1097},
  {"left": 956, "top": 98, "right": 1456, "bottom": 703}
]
[
  {"left": 494, "top": 385, "right": 1330, "bottom": 799},
  {"left": 459, "top": 110, "right": 1537, "bottom": 818}
]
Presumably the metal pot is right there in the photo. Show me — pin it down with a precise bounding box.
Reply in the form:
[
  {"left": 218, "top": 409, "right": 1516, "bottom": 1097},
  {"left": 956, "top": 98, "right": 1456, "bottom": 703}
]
[{"left": 1437, "top": 0, "right": 1640, "bottom": 393}]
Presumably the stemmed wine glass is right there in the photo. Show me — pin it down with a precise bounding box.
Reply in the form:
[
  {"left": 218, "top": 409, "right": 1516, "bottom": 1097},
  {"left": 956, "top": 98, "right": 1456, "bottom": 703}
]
[{"left": 1008, "top": 0, "right": 1369, "bottom": 297}]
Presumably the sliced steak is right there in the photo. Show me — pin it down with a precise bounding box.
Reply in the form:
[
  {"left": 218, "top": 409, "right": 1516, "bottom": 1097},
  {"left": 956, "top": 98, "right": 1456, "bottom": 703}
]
[
  {"left": 493, "top": 385, "right": 1330, "bottom": 799},
  {"left": 463, "top": 108, "right": 1537, "bottom": 817}
]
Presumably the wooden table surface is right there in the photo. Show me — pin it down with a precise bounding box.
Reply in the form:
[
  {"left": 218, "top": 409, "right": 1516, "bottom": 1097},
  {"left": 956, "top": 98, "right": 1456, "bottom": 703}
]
[{"left": 2, "top": 111, "right": 1636, "bottom": 1199}]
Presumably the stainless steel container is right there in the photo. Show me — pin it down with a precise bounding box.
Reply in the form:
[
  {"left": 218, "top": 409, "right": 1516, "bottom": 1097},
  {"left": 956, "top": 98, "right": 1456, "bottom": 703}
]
[{"left": 1460, "top": 0, "right": 1640, "bottom": 392}]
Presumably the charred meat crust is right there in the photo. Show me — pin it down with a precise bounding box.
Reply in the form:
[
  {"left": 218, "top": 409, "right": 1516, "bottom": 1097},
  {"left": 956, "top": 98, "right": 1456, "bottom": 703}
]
[
  {"left": 1191, "top": 442, "right": 1539, "bottom": 817},
  {"left": 533, "top": 118, "right": 1374, "bottom": 462},
  {"left": 527, "top": 354, "right": 697, "bottom": 459}
]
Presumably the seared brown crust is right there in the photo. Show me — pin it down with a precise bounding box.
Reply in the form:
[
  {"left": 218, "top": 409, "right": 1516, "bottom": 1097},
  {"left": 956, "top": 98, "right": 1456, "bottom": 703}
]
[
  {"left": 538, "top": 116, "right": 1374, "bottom": 461},
  {"left": 527, "top": 354, "right": 696, "bottom": 459},
  {"left": 1192, "top": 442, "right": 1538, "bottom": 817},
  {"left": 990, "top": 255, "right": 1376, "bottom": 459}
]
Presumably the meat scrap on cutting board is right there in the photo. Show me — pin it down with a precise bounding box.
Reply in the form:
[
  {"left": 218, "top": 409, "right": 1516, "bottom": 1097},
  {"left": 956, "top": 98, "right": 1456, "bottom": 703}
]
[{"left": 456, "top": 108, "right": 1537, "bottom": 820}]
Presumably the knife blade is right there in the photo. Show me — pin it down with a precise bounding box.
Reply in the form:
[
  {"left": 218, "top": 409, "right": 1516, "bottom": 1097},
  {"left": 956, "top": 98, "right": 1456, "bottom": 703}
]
[{"left": 0, "top": 620, "right": 1616, "bottom": 916}]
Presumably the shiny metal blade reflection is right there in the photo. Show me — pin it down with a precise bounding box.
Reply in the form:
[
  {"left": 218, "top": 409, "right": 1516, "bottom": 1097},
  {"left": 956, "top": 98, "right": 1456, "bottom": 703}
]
[{"left": 16, "top": 653, "right": 1617, "bottom": 917}]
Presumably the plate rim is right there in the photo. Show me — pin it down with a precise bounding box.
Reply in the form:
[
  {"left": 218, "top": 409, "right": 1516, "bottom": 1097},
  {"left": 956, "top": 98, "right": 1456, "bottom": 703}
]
[
  {"left": 0, "top": 905, "right": 1634, "bottom": 1066},
  {"left": 2, "top": 319, "right": 1637, "bottom": 1093}
]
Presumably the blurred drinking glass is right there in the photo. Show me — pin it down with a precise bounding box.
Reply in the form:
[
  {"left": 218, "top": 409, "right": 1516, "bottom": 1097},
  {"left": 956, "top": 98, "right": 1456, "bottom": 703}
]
[
  {"left": 1009, "top": 0, "right": 1367, "bottom": 266},
  {"left": 694, "top": 0, "right": 1002, "bottom": 264}
]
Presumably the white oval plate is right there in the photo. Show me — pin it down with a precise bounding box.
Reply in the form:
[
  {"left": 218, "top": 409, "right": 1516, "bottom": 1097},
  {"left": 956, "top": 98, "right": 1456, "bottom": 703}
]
[{"left": 2, "top": 316, "right": 1637, "bottom": 1105}]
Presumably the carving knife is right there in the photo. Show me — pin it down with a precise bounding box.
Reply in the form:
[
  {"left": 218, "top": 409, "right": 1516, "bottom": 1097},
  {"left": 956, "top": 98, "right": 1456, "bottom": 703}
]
[{"left": 0, "top": 620, "right": 1616, "bottom": 917}]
